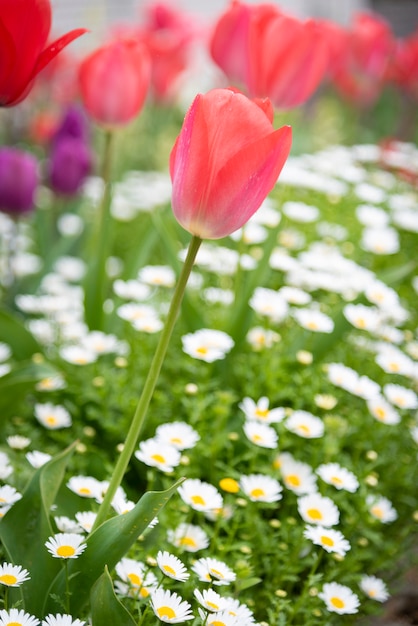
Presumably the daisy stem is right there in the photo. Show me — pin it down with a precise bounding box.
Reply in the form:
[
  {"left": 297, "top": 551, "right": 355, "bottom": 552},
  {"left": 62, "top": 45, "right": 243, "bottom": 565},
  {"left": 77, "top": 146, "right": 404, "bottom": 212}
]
[
  {"left": 92, "top": 235, "right": 202, "bottom": 531},
  {"left": 64, "top": 559, "right": 70, "bottom": 614},
  {"left": 3, "top": 587, "right": 8, "bottom": 611}
]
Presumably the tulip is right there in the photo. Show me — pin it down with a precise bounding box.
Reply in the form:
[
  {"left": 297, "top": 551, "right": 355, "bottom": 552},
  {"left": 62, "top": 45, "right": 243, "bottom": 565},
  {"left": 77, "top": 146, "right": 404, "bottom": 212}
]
[
  {"left": 210, "top": 2, "right": 329, "bottom": 109},
  {"left": 390, "top": 30, "right": 418, "bottom": 100},
  {"left": 79, "top": 39, "right": 151, "bottom": 126},
  {"left": 0, "top": 148, "right": 38, "bottom": 216},
  {"left": 169, "top": 88, "right": 292, "bottom": 239},
  {"left": 48, "top": 138, "right": 92, "bottom": 197},
  {"left": 0, "top": 0, "right": 87, "bottom": 107}
]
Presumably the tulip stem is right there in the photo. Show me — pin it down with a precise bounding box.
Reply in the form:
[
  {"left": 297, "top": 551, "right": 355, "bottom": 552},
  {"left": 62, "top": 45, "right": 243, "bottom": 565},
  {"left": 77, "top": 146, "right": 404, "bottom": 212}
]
[{"left": 92, "top": 234, "right": 202, "bottom": 531}]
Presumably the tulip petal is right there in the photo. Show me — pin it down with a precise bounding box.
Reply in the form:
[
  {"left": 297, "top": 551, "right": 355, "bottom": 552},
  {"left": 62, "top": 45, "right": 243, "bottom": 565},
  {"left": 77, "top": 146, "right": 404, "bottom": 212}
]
[
  {"left": 0, "top": 20, "right": 16, "bottom": 93},
  {"left": 34, "top": 29, "right": 88, "bottom": 77},
  {"left": 202, "top": 125, "right": 292, "bottom": 239}
]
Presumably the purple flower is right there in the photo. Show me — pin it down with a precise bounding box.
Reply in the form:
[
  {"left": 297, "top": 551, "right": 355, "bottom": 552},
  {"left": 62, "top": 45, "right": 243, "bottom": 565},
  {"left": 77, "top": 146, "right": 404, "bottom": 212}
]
[
  {"left": 0, "top": 147, "right": 38, "bottom": 216},
  {"left": 48, "top": 137, "right": 92, "bottom": 196},
  {"left": 51, "top": 104, "right": 90, "bottom": 144}
]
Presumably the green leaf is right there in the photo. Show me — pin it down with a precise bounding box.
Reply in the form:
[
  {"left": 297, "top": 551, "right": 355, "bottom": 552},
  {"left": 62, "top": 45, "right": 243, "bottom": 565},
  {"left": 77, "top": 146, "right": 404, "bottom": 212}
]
[
  {"left": 236, "top": 576, "right": 262, "bottom": 592},
  {"left": 91, "top": 566, "right": 137, "bottom": 626},
  {"left": 0, "top": 308, "right": 40, "bottom": 360},
  {"left": 0, "top": 361, "right": 61, "bottom": 418},
  {"left": 46, "top": 478, "right": 184, "bottom": 615},
  {"left": 0, "top": 442, "right": 77, "bottom": 616}
]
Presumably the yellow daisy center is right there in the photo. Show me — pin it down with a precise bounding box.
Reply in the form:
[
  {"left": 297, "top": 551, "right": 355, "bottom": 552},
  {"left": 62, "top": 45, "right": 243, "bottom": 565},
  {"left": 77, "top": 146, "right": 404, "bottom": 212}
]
[
  {"left": 191, "top": 494, "right": 205, "bottom": 506},
  {"left": 140, "top": 588, "right": 150, "bottom": 598},
  {"left": 7, "top": 622, "right": 22, "bottom": 626},
  {"left": 375, "top": 407, "right": 386, "bottom": 420},
  {"left": 151, "top": 454, "right": 166, "bottom": 464},
  {"left": 389, "top": 362, "right": 400, "bottom": 372},
  {"left": 46, "top": 415, "right": 57, "bottom": 425},
  {"left": 252, "top": 434, "right": 263, "bottom": 443},
  {"left": 162, "top": 564, "right": 176, "bottom": 576},
  {"left": 286, "top": 474, "right": 301, "bottom": 487},
  {"left": 196, "top": 346, "right": 208, "bottom": 355},
  {"left": 0, "top": 574, "right": 17, "bottom": 585},
  {"left": 127, "top": 573, "right": 142, "bottom": 586},
  {"left": 179, "top": 536, "right": 196, "bottom": 548},
  {"left": 57, "top": 545, "right": 76, "bottom": 558},
  {"left": 331, "top": 476, "right": 343, "bottom": 486},
  {"left": 321, "top": 535, "right": 334, "bottom": 547},
  {"left": 255, "top": 408, "right": 269, "bottom": 419},
  {"left": 298, "top": 424, "right": 311, "bottom": 435},
  {"left": 170, "top": 437, "right": 182, "bottom": 444},
  {"left": 211, "top": 621, "right": 226, "bottom": 626},
  {"left": 356, "top": 317, "right": 366, "bottom": 328},
  {"left": 307, "top": 508, "right": 323, "bottom": 521},
  {"left": 330, "top": 596, "right": 345, "bottom": 609},
  {"left": 207, "top": 601, "right": 220, "bottom": 610},
  {"left": 307, "top": 321, "right": 318, "bottom": 330},
  {"left": 250, "top": 488, "right": 265, "bottom": 499},
  {"left": 78, "top": 487, "right": 92, "bottom": 495},
  {"left": 219, "top": 478, "right": 240, "bottom": 493},
  {"left": 209, "top": 568, "right": 224, "bottom": 578},
  {"left": 371, "top": 506, "right": 383, "bottom": 519},
  {"left": 158, "top": 606, "right": 176, "bottom": 619}
]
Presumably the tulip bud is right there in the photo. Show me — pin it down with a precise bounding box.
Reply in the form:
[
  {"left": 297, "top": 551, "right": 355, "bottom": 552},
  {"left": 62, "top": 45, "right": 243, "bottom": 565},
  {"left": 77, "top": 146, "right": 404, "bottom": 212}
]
[{"left": 0, "top": 148, "right": 39, "bottom": 216}]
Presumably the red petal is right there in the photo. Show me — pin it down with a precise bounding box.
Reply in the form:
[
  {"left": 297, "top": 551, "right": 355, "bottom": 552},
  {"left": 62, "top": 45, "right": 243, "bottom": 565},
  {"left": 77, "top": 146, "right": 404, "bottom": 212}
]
[{"left": 33, "top": 28, "right": 88, "bottom": 78}]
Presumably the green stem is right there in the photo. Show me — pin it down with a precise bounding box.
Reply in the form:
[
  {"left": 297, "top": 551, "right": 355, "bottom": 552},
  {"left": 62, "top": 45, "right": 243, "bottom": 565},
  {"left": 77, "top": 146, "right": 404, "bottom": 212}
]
[
  {"left": 92, "top": 235, "right": 202, "bottom": 531},
  {"left": 64, "top": 560, "right": 70, "bottom": 614}
]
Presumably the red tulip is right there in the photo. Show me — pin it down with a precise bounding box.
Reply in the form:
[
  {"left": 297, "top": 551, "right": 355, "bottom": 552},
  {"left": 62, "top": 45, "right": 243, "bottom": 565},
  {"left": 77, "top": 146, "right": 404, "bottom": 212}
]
[
  {"left": 390, "top": 30, "right": 418, "bottom": 100},
  {"left": 0, "top": 0, "right": 87, "bottom": 107},
  {"left": 331, "top": 12, "right": 395, "bottom": 106},
  {"left": 210, "top": 2, "right": 329, "bottom": 109},
  {"left": 79, "top": 38, "right": 151, "bottom": 126},
  {"left": 169, "top": 88, "right": 292, "bottom": 239}
]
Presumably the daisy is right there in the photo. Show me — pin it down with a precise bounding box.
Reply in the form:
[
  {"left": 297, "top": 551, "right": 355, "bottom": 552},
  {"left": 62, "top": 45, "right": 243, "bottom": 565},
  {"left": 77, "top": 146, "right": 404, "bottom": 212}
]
[
  {"left": 240, "top": 474, "right": 283, "bottom": 503},
  {"left": 327, "top": 362, "right": 358, "bottom": 390},
  {"left": 59, "top": 345, "right": 97, "bottom": 365},
  {"left": 223, "top": 597, "right": 256, "bottom": 623},
  {"left": 277, "top": 455, "right": 317, "bottom": 495},
  {"left": 366, "top": 396, "right": 401, "bottom": 425},
  {"left": 367, "top": 495, "right": 398, "bottom": 523},
  {"left": 0, "top": 452, "right": 13, "bottom": 480},
  {"left": 6, "top": 435, "right": 31, "bottom": 450},
  {"left": 249, "top": 287, "right": 289, "bottom": 323},
  {"left": 316, "top": 463, "right": 359, "bottom": 493},
  {"left": 383, "top": 383, "right": 418, "bottom": 409},
  {"left": 156, "top": 551, "right": 189, "bottom": 582},
  {"left": 177, "top": 479, "right": 223, "bottom": 513},
  {"left": 35, "top": 376, "right": 66, "bottom": 392},
  {"left": 359, "top": 575, "right": 390, "bottom": 602},
  {"left": 167, "top": 523, "right": 210, "bottom": 552},
  {"left": 285, "top": 411, "right": 324, "bottom": 439},
  {"left": 138, "top": 265, "right": 176, "bottom": 287},
  {"left": 246, "top": 326, "right": 280, "bottom": 350},
  {"left": 181, "top": 329, "right": 234, "bottom": 362},
  {"left": 26, "top": 451, "right": 52, "bottom": 469},
  {"left": 292, "top": 308, "right": 334, "bottom": 333},
  {"left": 54, "top": 516, "right": 82, "bottom": 534},
  {"left": 66, "top": 476, "right": 103, "bottom": 500},
  {"left": 282, "top": 200, "right": 320, "bottom": 222},
  {"left": 361, "top": 227, "right": 399, "bottom": 255},
  {"left": 297, "top": 493, "right": 340, "bottom": 527},
  {"left": 113, "top": 278, "right": 151, "bottom": 301},
  {"left": 80, "top": 331, "right": 122, "bottom": 355},
  {"left": 0, "top": 563, "right": 30, "bottom": 587},
  {"left": 0, "top": 485, "right": 22, "bottom": 507},
  {"left": 239, "top": 397, "right": 285, "bottom": 424},
  {"left": 243, "top": 420, "right": 278, "bottom": 448},
  {"left": 343, "top": 303, "right": 381, "bottom": 332},
  {"left": 111, "top": 493, "right": 135, "bottom": 515},
  {"left": 0, "top": 342, "right": 11, "bottom": 362},
  {"left": 204, "top": 611, "right": 238, "bottom": 626},
  {"left": 319, "top": 582, "right": 360, "bottom": 614},
  {"left": 41, "top": 615, "right": 86, "bottom": 626},
  {"left": 75, "top": 511, "right": 97, "bottom": 533},
  {"left": 135, "top": 439, "right": 181, "bottom": 473},
  {"left": 150, "top": 589, "right": 194, "bottom": 623},
  {"left": 375, "top": 347, "right": 415, "bottom": 377},
  {"left": 132, "top": 316, "right": 164, "bottom": 333},
  {"left": 45, "top": 533, "right": 87, "bottom": 559},
  {"left": 155, "top": 422, "right": 200, "bottom": 450},
  {"left": 278, "top": 286, "right": 312, "bottom": 305},
  {"left": 304, "top": 525, "right": 351, "bottom": 556},
  {"left": 230, "top": 221, "right": 268, "bottom": 244},
  {"left": 194, "top": 588, "right": 227, "bottom": 612},
  {"left": 117, "top": 303, "right": 160, "bottom": 323},
  {"left": 0, "top": 609, "right": 40, "bottom": 626},
  {"left": 115, "top": 558, "right": 157, "bottom": 598},
  {"left": 34, "top": 403, "right": 72, "bottom": 430},
  {"left": 192, "top": 557, "right": 236, "bottom": 586}
]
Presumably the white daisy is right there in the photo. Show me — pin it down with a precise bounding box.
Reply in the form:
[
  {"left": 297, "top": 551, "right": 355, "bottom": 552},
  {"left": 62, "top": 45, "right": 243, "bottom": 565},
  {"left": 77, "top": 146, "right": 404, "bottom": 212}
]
[
  {"left": 194, "top": 588, "right": 227, "bottom": 612},
  {"left": 297, "top": 493, "right": 340, "bottom": 527},
  {"left": 343, "top": 303, "right": 381, "bottom": 332},
  {"left": 246, "top": 326, "right": 280, "bottom": 350},
  {"left": 54, "top": 516, "right": 82, "bottom": 534},
  {"left": 191, "top": 557, "right": 236, "bottom": 586},
  {"left": 0, "top": 485, "right": 22, "bottom": 507},
  {"left": 138, "top": 265, "right": 176, "bottom": 288},
  {"left": 282, "top": 200, "right": 320, "bottom": 222},
  {"left": 59, "top": 345, "right": 97, "bottom": 365},
  {"left": 0, "top": 608, "right": 40, "bottom": 626},
  {"left": 150, "top": 589, "right": 193, "bottom": 623},
  {"left": 0, "top": 563, "right": 30, "bottom": 587},
  {"left": 304, "top": 525, "right": 351, "bottom": 556},
  {"left": 366, "top": 396, "right": 401, "bottom": 425},
  {"left": 34, "top": 403, "right": 72, "bottom": 430},
  {"left": 239, "top": 397, "right": 285, "bottom": 424},
  {"left": 276, "top": 454, "right": 317, "bottom": 495},
  {"left": 376, "top": 348, "right": 415, "bottom": 377},
  {"left": 155, "top": 422, "right": 200, "bottom": 450},
  {"left": 361, "top": 227, "right": 399, "bottom": 255},
  {"left": 243, "top": 421, "right": 278, "bottom": 448},
  {"left": 135, "top": 439, "right": 181, "bottom": 473},
  {"left": 177, "top": 479, "right": 223, "bottom": 513},
  {"left": 319, "top": 582, "right": 360, "bottom": 614},
  {"left": 6, "top": 435, "right": 31, "bottom": 450},
  {"left": 35, "top": 376, "right": 66, "bottom": 392},
  {"left": 80, "top": 331, "right": 122, "bottom": 355},
  {"left": 75, "top": 511, "right": 97, "bottom": 533},
  {"left": 66, "top": 476, "right": 103, "bottom": 500},
  {"left": 167, "top": 523, "right": 210, "bottom": 552},
  {"left": 285, "top": 411, "right": 324, "bottom": 439},
  {"left": 115, "top": 557, "right": 157, "bottom": 598},
  {"left": 359, "top": 575, "right": 390, "bottom": 602},
  {"left": 181, "top": 329, "right": 234, "bottom": 362},
  {"left": 316, "top": 463, "right": 359, "bottom": 492},
  {"left": 26, "top": 451, "right": 52, "bottom": 468},
  {"left": 41, "top": 614, "right": 86, "bottom": 626},
  {"left": 223, "top": 596, "right": 256, "bottom": 622},
  {"left": 383, "top": 383, "right": 418, "bottom": 409},
  {"left": 45, "top": 533, "right": 87, "bottom": 559},
  {"left": 367, "top": 495, "right": 398, "bottom": 523},
  {"left": 0, "top": 342, "right": 11, "bottom": 362},
  {"left": 292, "top": 308, "right": 334, "bottom": 333},
  {"left": 249, "top": 287, "right": 289, "bottom": 323},
  {"left": 204, "top": 611, "right": 238, "bottom": 626},
  {"left": 240, "top": 474, "right": 283, "bottom": 503},
  {"left": 156, "top": 551, "right": 189, "bottom": 582},
  {"left": 113, "top": 278, "right": 151, "bottom": 301},
  {"left": 278, "top": 286, "right": 312, "bottom": 305}
]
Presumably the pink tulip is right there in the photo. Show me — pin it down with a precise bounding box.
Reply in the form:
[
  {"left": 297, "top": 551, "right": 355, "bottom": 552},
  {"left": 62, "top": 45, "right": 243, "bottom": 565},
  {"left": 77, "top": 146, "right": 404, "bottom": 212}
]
[
  {"left": 79, "top": 38, "right": 150, "bottom": 126},
  {"left": 390, "top": 30, "right": 418, "bottom": 100},
  {"left": 169, "top": 88, "right": 292, "bottom": 239},
  {"left": 210, "top": 2, "right": 329, "bottom": 109}
]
